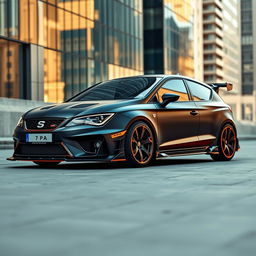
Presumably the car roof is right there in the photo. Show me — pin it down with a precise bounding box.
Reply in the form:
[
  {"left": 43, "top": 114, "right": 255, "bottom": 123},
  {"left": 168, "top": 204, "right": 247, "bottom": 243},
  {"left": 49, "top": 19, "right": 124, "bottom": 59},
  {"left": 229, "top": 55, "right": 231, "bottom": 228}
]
[{"left": 114, "top": 74, "right": 211, "bottom": 88}]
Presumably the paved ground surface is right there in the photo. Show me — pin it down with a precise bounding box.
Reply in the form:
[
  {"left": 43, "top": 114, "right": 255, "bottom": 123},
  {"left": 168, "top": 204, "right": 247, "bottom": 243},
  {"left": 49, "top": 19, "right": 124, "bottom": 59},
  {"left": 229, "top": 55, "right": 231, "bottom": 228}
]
[{"left": 0, "top": 141, "right": 256, "bottom": 256}]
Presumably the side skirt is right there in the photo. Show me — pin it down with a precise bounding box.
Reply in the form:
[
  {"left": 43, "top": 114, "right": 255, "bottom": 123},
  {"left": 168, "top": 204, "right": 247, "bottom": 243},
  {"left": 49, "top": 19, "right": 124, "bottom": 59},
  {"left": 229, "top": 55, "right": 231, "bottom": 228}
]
[{"left": 158, "top": 146, "right": 209, "bottom": 157}]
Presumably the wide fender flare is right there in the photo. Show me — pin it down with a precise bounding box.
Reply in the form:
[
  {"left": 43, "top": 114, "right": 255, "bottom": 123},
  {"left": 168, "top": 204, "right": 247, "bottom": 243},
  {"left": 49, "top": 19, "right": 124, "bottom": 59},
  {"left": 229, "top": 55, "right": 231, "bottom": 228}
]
[
  {"left": 215, "top": 119, "right": 237, "bottom": 144},
  {"left": 122, "top": 111, "right": 160, "bottom": 150}
]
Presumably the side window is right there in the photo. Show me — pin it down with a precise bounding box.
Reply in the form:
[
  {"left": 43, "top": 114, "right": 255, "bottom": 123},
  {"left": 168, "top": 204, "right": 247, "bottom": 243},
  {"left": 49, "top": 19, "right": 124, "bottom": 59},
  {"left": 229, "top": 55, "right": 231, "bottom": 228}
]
[
  {"left": 156, "top": 79, "right": 189, "bottom": 103},
  {"left": 186, "top": 80, "right": 211, "bottom": 101}
]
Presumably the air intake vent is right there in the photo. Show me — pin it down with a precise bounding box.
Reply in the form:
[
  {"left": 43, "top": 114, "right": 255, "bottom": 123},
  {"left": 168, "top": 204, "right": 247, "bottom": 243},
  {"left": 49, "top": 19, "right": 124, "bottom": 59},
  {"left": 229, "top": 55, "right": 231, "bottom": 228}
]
[
  {"left": 70, "top": 104, "right": 95, "bottom": 109},
  {"left": 15, "top": 144, "right": 68, "bottom": 156},
  {"left": 40, "top": 105, "right": 56, "bottom": 110}
]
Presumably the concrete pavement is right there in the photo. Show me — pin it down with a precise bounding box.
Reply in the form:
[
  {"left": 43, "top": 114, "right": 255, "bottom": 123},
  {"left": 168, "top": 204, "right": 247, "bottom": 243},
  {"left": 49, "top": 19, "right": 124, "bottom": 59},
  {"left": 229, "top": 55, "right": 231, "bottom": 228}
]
[{"left": 0, "top": 141, "right": 256, "bottom": 256}]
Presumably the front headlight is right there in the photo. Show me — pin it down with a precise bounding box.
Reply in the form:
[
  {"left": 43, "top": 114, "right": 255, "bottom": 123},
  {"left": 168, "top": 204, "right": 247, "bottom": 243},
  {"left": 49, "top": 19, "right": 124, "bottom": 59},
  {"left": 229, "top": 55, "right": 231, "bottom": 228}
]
[
  {"left": 67, "top": 113, "right": 115, "bottom": 127},
  {"left": 17, "top": 117, "right": 24, "bottom": 127}
]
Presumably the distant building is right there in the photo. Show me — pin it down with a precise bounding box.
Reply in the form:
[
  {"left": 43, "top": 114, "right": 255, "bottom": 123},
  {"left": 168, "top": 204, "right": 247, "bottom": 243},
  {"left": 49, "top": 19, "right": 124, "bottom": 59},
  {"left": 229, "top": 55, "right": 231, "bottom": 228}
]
[
  {"left": 1, "top": 0, "right": 248, "bottom": 125},
  {"left": 202, "top": 0, "right": 241, "bottom": 121},
  {"left": 202, "top": 0, "right": 224, "bottom": 84},
  {"left": 143, "top": 0, "right": 195, "bottom": 78},
  {"left": 240, "top": 0, "right": 256, "bottom": 122},
  {"left": 0, "top": 0, "right": 143, "bottom": 102},
  {"left": 193, "top": 0, "right": 204, "bottom": 81}
]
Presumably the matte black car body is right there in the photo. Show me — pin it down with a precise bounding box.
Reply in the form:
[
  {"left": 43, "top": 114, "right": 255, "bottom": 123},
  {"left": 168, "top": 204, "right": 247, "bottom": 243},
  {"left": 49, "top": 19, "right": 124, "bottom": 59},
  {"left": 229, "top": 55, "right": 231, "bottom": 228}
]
[{"left": 8, "top": 75, "right": 240, "bottom": 165}]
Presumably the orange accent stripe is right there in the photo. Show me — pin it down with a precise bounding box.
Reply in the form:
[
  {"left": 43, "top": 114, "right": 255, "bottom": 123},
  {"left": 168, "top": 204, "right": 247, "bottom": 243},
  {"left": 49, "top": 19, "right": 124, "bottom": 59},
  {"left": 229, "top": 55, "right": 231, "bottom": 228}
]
[{"left": 111, "top": 158, "right": 127, "bottom": 162}]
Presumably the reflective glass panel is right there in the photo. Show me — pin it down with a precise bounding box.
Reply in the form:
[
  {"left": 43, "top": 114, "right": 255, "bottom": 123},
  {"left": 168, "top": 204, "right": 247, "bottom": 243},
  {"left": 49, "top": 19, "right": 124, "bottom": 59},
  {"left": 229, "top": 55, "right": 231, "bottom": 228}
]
[
  {"left": 0, "top": 39, "right": 21, "bottom": 98},
  {"left": 8, "top": 0, "right": 19, "bottom": 38},
  {"left": 19, "top": 0, "right": 29, "bottom": 41},
  {"left": 38, "top": 1, "right": 47, "bottom": 46},
  {"left": 70, "top": 77, "right": 159, "bottom": 101},
  {"left": 186, "top": 80, "right": 212, "bottom": 101},
  {"left": 57, "top": 8, "right": 65, "bottom": 50},
  {"left": 0, "top": 0, "right": 7, "bottom": 36},
  {"left": 48, "top": 4, "right": 57, "bottom": 49},
  {"left": 44, "top": 49, "right": 59, "bottom": 102},
  {"left": 157, "top": 79, "right": 189, "bottom": 102},
  {"left": 64, "top": 11, "right": 72, "bottom": 53},
  {"left": 29, "top": 0, "right": 38, "bottom": 44},
  {"left": 0, "top": 39, "right": 10, "bottom": 97}
]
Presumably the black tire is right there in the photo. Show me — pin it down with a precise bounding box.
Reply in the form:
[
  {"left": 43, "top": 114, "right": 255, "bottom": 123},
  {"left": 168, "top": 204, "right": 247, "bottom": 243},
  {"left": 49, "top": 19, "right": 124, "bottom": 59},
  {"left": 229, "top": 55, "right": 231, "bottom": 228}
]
[
  {"left": 211, "top": 124, "right": 237, "bottom": 161},
  {"left": 124, "top": 121, "right": 156, "bottom": 166},
  {"left": 33, "top": 161, "right": 60, "bottom": 167}
]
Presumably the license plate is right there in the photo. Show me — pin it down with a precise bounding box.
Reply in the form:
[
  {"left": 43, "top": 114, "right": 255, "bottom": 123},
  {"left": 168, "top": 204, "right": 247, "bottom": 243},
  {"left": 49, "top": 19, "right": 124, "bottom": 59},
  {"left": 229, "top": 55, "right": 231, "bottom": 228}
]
[{"left": 26, "top": 134, "right": 52, "bottom": 143}]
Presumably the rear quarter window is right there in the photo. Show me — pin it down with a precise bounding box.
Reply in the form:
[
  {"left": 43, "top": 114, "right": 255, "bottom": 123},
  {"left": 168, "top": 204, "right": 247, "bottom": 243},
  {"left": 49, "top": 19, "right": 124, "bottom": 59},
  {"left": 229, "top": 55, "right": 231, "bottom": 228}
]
[{"left": 186, "top": 80, "right": 212, "bottom": 101}]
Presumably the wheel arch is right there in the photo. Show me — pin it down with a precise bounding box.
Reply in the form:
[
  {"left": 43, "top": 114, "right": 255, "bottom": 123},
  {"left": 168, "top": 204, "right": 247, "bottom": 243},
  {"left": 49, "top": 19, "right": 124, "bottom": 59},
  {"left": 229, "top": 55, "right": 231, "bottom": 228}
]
[
  {"left": 213, "top": 119, "right": 238, "bottom": 147},
  {"left": 219, "top": 119, "right": 238, "bottom": 136},
  {"left": 125, "top": 116, "right": 159, "bottom": 151}
]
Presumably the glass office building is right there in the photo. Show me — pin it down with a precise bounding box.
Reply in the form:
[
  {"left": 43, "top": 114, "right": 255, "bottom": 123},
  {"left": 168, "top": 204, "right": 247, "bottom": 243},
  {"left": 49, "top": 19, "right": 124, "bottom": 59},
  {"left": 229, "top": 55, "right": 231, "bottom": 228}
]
[
  {"left": 240, "top": 0, "right": 256, "bottom": 122},
  {"left": 143, "top": 0, "right": 194, "bottom": 77},
  {"left": 241, "top": 0, "right": 253, "bottom": 95},
  {"left": 0, "top": 0, "right": 143, "bottom": 102}
]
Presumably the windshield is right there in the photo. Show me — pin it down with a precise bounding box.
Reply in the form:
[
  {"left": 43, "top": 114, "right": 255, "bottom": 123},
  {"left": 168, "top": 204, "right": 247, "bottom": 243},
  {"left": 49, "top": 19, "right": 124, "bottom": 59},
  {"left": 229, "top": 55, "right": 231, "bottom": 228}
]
[{"left": 70, "top": 77, "right": 160, "bottom": 101}]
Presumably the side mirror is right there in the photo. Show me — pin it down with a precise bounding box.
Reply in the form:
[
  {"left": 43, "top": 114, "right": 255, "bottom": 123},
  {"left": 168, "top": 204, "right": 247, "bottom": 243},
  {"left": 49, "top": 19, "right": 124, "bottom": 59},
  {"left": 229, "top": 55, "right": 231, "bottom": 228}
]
[{"left": 161, "top": 93, "right": 180, "bottom": 107}]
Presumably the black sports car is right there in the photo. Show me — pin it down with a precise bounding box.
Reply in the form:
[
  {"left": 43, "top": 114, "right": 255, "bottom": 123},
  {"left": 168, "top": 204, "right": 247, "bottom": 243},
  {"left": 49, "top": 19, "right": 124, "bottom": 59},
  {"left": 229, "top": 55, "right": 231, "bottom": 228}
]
[{"left": 8, "top": 75, "right": 240, "bottom": 167}]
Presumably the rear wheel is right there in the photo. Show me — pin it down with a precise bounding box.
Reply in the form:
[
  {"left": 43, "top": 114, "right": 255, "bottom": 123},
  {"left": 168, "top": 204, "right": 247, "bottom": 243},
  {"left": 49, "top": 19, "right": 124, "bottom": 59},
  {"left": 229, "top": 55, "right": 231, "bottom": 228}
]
[
  {"left": 125, "top": 121, "right": 156, "bottom": 166},
  {"left": 33, "top": 161, "right": 61, "bottom": 167},
  {"left": 211, "top": 124, "right": 237, "bottom": 161}
]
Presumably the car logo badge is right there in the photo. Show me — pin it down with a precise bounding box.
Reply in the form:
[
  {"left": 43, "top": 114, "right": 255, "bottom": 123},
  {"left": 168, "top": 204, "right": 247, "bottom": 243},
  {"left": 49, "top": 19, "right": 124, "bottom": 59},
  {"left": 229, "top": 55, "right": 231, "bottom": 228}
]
[{"left": 37, "top": 121, "right": 46, "bottom": 128}]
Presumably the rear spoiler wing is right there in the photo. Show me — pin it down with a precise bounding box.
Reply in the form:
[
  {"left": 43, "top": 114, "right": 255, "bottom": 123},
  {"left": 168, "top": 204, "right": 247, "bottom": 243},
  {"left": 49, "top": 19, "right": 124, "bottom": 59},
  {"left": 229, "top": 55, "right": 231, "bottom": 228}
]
[{"left": 208, "top": 82, "right": 233, "bottom": 93}]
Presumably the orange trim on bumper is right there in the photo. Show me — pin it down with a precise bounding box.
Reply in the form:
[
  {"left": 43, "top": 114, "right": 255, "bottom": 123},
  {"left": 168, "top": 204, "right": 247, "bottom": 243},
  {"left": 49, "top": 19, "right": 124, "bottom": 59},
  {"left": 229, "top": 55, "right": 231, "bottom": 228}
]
[
  {"left": 111, "top": 130, "right": 126, "bottom": 139},
  {"left": 111, "top": 158, "right": 127, "bottom": 162}
]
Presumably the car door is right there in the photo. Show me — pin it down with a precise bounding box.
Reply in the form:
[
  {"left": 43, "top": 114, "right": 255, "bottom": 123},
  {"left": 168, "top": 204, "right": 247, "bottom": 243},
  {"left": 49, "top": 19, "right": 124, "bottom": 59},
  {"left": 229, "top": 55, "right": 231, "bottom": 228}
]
[
  {"left": 185, "top": 79, "right": 217, "bottom": 147},
  {"left": 155, "top": 79, "right": 200, "bottom": 151}
]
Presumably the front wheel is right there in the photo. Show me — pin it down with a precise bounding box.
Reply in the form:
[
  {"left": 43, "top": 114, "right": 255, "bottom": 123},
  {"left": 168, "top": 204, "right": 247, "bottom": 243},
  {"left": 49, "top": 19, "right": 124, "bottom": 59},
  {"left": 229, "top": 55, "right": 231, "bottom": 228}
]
[
  {"left": 124, "top": 121, "right": 156, "bottom": 167},
  {"left": 33, "top": 161, "right": 61, "bottom": 167},
  {"left": 211, "top": 124, "right": 237, "bottom": 161}
]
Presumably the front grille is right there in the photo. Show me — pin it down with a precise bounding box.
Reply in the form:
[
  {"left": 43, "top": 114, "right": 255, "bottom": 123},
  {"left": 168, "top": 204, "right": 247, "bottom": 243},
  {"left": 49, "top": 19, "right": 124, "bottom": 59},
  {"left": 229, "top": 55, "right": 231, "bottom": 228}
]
[
  {"left": 15, "top": 144, "right": 68, "bottom": 156},
  {"left": 25, "top": 119, "right": 64, "bottom": 130}
]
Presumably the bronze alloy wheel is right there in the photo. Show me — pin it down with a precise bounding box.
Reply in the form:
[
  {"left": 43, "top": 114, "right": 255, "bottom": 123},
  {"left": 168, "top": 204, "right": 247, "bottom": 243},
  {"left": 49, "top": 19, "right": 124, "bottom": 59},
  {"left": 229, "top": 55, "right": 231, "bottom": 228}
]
[
  {"left": 221, "top": 125, "right": 237, "bottom": 159},
  {"left": 211, "top": 124, "right": 237, "bottom": 161},
  {"left": 125, "top": 122, "right": 155, "bottom": 166}
]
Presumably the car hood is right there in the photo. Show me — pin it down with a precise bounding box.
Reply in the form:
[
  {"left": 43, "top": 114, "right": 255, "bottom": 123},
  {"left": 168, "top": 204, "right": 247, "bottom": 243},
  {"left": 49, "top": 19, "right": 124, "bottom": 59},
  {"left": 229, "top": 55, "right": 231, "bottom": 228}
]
[{"left": 23, "top": 99, "right": 142, "bottom": 119}]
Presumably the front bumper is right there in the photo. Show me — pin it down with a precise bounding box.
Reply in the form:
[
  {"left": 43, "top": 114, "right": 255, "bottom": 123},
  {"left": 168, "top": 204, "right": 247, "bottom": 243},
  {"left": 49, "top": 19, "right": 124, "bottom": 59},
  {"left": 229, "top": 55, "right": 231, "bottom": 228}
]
[{"left": 7, "top": 125, "right": 127, "bottom": 163}]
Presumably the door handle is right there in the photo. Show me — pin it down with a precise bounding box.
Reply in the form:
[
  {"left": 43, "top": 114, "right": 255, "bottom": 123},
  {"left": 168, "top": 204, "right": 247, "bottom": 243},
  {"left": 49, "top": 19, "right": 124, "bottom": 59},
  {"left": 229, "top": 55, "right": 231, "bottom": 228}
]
[{"left": 190, "top": 110, "right": 199, "bottom": 116}]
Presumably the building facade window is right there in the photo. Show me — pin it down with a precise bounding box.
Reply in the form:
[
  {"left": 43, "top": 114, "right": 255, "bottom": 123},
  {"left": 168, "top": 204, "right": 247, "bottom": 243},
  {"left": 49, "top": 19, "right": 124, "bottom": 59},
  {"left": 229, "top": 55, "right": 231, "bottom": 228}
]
[
  {"left": 241, "top": 0, "right": 254, "bottom": 96},
  {"left": 144, "top": 0, "right": 194, "bottom": 77},
  {"left": 242, "top": 85, "right": 253, "bottom": 95},
  {"left": 186, "top": 80, "right": 211, "bottom": 101},
  {"left": 242, "top": 103, "right": 253, "bottom": 121},
  {"left": 0, "top": 0, "right": 144, "bottom": 102},
  {"left": 0, "top": 38, "right": 22, "bottom": 98}
]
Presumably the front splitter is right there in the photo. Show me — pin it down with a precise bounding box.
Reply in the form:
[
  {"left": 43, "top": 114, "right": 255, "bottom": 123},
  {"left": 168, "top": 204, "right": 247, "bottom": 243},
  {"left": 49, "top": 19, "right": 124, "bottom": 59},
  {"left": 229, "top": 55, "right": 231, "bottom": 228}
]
[{"left": 7, "top": 156, "right": 125, "bottom": 163}]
